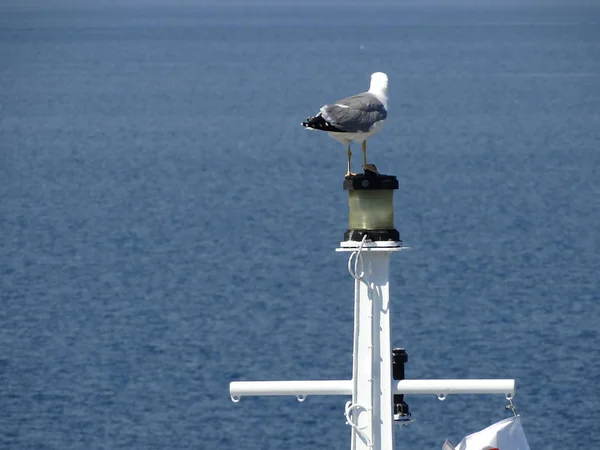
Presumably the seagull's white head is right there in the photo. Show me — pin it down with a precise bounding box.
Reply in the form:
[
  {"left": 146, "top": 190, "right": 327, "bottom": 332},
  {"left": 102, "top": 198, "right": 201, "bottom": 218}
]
[{"left": 368, "top": 72, "right": 388, "bottom": 103}]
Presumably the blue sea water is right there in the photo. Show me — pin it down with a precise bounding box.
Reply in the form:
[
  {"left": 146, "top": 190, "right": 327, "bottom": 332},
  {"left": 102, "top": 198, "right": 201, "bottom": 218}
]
[{"left": 1, "top": 1, "right": 600, "bottom": 449}]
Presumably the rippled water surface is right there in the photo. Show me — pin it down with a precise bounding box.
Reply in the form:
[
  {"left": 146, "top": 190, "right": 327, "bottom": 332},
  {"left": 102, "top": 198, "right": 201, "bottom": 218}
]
[{"left": 2, "top": 2, "right": 600, "bottom": 449}]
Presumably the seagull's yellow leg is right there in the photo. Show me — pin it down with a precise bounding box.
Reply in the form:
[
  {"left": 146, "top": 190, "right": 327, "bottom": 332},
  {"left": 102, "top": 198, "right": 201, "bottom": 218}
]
[
  {"left": 346, "top": 144, "right": 356, "bottom": 177},
  {"left": 346, "top": 144, "right": 352, "bottom": 176},
  {"left": 362, "top": 140, "right": 379, "bottom": 174},
  {"left": 362, "top": 140, "right": 367, "bottom": 168}
]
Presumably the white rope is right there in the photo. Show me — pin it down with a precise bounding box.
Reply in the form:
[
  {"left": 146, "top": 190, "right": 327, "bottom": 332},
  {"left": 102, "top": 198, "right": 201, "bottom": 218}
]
[
  {"left": 347, "top": 235, "right": 368, "bottom": 281},
  {"left": 344, "top": 401, "right": 372, "bottom": 448}
]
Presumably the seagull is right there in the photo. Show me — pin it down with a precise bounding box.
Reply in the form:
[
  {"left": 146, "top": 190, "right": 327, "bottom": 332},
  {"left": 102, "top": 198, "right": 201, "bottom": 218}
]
[{"left": 302, "top": 72, "right": 388, "bottom": 177}]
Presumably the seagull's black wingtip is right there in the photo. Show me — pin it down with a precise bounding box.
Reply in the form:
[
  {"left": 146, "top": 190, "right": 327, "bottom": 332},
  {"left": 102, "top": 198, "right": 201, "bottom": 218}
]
[{"left": 301, "top": 114, "right": 344, "bottom": 132}]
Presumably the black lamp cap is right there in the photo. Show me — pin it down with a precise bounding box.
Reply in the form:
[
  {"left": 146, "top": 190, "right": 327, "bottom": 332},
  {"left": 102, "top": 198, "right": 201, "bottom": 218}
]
[{"left": 344, "top": 172, "right": 398, "bottom": 191}]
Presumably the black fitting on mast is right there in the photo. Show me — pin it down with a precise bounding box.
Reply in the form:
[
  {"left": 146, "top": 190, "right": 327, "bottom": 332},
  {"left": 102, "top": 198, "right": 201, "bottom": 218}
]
[{"left": 392, "top": 348, "right": 410, "bottom": 421}]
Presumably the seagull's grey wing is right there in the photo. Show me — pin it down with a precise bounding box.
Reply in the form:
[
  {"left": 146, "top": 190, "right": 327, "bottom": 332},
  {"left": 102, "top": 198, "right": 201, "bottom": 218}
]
[{"left": 320, "top": 92, "right": 387, "bottom": 133}]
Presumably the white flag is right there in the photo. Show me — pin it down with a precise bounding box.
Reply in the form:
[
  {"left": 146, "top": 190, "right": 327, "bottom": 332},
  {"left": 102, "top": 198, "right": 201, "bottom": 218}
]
[{"left": 444, "top": 416, "right": 530, "bottom": 450}]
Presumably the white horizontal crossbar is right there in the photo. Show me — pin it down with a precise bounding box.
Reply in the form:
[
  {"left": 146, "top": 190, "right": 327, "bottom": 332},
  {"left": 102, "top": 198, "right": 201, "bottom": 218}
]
[
  {"left": 394, "top": 379, "right": 515, "bottom": 396},
  {"left": 229, "top": 379, "right": 515, "bottom": 400},
  {"left": 230, "top": 380, "right": 352, "bottom": 399}
]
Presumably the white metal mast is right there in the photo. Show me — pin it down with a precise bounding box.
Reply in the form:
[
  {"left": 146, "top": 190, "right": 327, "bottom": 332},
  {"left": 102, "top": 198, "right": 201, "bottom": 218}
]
[
  {"left": 343, "top": 242, "right": 398, "bottom": 450},
  {"left": 229, "top": 172, "right": 516, "bottom": 450}
]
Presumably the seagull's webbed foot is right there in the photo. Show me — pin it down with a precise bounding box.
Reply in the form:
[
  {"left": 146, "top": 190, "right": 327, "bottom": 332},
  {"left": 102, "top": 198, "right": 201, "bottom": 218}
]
[{"left": 363, "top": 164, "right": 379, "bottom": 174}]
